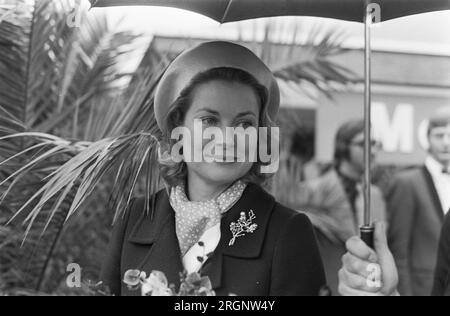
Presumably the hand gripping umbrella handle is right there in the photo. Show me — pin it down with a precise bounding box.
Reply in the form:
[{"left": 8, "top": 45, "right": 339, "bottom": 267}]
[{"left": 360, "top": 225, "right": 375, "bottom": 249}]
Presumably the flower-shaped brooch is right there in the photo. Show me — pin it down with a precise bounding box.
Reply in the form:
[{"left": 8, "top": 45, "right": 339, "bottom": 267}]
[{"left": 229, "top": 210, "right": 258, "bottom": 246}]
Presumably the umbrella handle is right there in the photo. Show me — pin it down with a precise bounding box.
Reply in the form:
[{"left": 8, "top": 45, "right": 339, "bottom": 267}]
[{"left": 360, "top": 225, "right": 374, "bottom": 249}]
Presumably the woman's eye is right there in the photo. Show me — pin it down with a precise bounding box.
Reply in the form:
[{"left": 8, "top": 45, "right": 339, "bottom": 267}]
[
  {"left": 201, "top": 117, "right": 218, "bottom": 126},
  {"left": 237, "top": 121, "right": 254, "bottom": 129}
]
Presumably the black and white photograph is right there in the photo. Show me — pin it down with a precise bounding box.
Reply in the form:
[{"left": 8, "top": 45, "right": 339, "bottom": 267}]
[{"left": 1, "top": 0, "right": 450, "bottom": 301}]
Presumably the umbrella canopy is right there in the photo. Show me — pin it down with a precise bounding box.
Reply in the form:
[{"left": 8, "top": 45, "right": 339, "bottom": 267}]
[
  {"left": 89, "top": 0, "right": 450, "bottom": 246},
  {"left": 90, "top": 0, "right": 450, "bottom": 23}
]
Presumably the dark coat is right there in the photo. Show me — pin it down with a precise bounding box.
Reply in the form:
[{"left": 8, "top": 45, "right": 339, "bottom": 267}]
[
  {"left": 298, "top": 169, "right": 386, "bottom": 296},
  {"left": 387, "top": 167, "right": 445, "bottom": 296},
  {"left": 432, "top": 212, "right": 450, "bottom": 296},
  {"left": 100, "top": 183, "right": 326, "bottom": 296}
]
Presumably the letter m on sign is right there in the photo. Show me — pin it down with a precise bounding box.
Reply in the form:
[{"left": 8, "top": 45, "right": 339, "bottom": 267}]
[{"left": 372, "top": 103, "right": 414, "bottom": 153}]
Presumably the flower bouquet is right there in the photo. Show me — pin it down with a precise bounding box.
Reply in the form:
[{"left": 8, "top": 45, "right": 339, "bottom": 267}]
[{"left": 123, "top": 269, "right": 216, "bottom": 296}]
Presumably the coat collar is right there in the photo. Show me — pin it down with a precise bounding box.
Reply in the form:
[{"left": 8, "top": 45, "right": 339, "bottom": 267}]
[
  {"left": 127, "top": 189, "right": 170, "bottom": 245},
  {"left": 219, "top": 183, "right": 275, "bottom": 258},
  {"left": 422, "top": 166, "right": 445, "bottom": 222},
  {"left": 202, "top": 183, "right": 276, "bottom": 291},
  {"left": 128, "top": 183, "right": 275, "bottom": 255},
  {"left": 127, "top": 190, "right": 184, "bottom": 289},
  {"left": 126, "top": 183, "right": 276, "bottom": 291}
]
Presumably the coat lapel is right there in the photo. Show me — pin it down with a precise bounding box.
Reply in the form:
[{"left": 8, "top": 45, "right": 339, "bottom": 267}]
[
  {"left": 127, "top": 190, "right": 184, "bottom": 289},
  {"left": 201, "top": 183, "right": 276, "bottom": 290},
  {"left": 422, "top": 166, "right": 445, "bottom": 223}
]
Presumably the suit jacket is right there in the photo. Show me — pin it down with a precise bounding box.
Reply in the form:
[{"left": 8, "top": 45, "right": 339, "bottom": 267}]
[
  {"left": 297, "top": 169, "right": 386, "bottom": 296},
  {"left": 100, "top": 183, "right": 326, "bottom": 296},
  {"left": 432, "top": 212, "right": 450, "bottom": 296},
  {"left": 387, "top": 166, "right": 445, "bottom": 296}
]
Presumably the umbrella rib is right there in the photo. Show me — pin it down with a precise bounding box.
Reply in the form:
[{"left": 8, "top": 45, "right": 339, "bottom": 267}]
[{"left": 221, "top": 0, "right": 234, "bottom": 24}]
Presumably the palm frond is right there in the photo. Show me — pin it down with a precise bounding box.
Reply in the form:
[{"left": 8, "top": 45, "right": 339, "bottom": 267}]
[
  {"left": 2, "top": 131, "right": 160, "bottom": 238},
  {"left": 0, "top": 0, "right": 166, "bottom": 293},
  {"left": 0, "top": 20, "right": 169, "bottom": 254},
  {"left": 246, "top": 20, "right": 357, "bottom": 98}
]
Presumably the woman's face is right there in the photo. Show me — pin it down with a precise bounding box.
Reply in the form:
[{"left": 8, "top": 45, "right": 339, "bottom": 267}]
[{"left": 182, "top": 80, "right": 260, "bottom": 187}]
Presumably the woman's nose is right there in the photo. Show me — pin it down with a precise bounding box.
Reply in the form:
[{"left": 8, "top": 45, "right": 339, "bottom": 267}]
[{"left": 211, "top": 126, "right": 232, "bottom": 146}]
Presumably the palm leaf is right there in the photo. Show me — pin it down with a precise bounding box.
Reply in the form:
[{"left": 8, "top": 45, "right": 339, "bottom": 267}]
[
  {"left": 250, "top": 20, "right": 357, "bottom": 98},
  {"left": 0, "top": 0, "right": 163, "bottom": 293}
]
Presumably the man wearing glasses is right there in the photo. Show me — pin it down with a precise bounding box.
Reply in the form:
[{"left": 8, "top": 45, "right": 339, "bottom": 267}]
[{"left": 299, "top": 119, "right": 386, "bottom": 296}]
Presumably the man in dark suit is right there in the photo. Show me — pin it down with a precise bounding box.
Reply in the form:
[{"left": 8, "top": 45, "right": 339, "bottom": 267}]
[{"left": 388, "top": 108, "right": 450, "bottom": 296}]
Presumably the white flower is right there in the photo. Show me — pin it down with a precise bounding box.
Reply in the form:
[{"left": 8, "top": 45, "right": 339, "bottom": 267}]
[
  {"left": 141, "top": 271, "right": 173, "bottom": 296},
  {"left": 123, "top": 269, "right": 146, "bottom": 288}
]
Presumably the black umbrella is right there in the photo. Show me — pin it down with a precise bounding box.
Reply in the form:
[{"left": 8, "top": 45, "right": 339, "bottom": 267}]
[
  {"left": 90, "top": 0, "right": 450, "bottom": 247},
  {"left": 90, "top": 0, "right": 450, "bottom": 23}
]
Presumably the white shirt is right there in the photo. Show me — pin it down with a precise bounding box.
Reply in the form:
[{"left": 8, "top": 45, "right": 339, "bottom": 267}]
[
  {"left": 425, "top": 156, "right": 450, "bottom": 215},
  {"left": 182, "top": 223, "right": 221, "bottom": 274}
]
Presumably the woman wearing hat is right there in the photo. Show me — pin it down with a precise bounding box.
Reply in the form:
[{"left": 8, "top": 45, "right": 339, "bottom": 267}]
[{"left": 100, "top": 41, "right": 326, "bottom": 296}]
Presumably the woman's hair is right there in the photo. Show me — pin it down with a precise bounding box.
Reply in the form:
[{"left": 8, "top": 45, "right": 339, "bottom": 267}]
[
  {"left": 334, "top": 119, "right": 365, "bottom": 167},
  {"left": 158, "top": 67, "right": 276, "bottom": 187}
]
